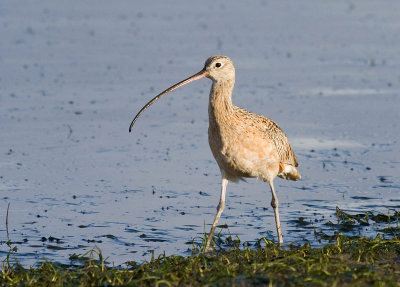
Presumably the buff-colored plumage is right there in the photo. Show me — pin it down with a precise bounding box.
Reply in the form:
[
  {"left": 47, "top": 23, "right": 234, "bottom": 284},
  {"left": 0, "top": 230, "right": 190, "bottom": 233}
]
[
  {"left": 129, "top": 55, "right": 300, "bottom": 252},
  {"left": 207, "top": 56, "right": 299, "bottom": 183}
]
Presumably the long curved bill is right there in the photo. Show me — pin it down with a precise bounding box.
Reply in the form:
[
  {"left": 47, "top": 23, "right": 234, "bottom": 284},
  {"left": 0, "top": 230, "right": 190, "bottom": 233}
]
[{"left": 129, "top": 69, "right": 208, "bottom": 132}]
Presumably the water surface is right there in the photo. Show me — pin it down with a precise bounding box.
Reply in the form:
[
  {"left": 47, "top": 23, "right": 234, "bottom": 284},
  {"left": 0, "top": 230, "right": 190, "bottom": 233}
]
[{"left": 0, "top": 1, "right": 399, "bottom": 266}]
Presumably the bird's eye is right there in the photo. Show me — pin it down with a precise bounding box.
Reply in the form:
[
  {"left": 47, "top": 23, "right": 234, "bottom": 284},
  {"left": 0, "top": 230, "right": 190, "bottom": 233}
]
[{"left": 215, "top": 62, "right": 221, "bottom": 68}]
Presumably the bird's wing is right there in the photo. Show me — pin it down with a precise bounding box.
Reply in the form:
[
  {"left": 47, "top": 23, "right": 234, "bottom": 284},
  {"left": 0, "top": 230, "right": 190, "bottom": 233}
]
[
  {"left": 263, "top": 118, "right": 299, "bottom": 167},
  {"left": 236, "top": 107, "right": 298, "bottom": 167}
]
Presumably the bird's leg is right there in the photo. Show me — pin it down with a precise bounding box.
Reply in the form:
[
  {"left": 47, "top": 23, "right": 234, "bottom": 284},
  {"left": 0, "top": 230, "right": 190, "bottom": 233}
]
[
  {"left": 269, "top": 181, "right": 283, "bottom": 245},
  {"left": 205, "top": 175, "right": 228, "bottom": 252}
]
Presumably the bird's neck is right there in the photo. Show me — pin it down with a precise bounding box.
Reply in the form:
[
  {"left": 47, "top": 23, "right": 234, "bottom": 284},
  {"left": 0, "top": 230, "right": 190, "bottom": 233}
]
[{"left": 208, "top": 79, "right": 235, "bottom": 122}]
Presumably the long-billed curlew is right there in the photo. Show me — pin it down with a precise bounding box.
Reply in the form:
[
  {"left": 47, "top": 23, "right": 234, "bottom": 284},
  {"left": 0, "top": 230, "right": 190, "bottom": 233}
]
[{"left": 129, "top": 56, "right": 301, "bottom": 250}]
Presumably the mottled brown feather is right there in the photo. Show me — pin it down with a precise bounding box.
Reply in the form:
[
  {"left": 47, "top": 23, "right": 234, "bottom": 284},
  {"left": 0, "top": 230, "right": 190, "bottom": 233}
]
[{"left": 234, "top": 106, "right": 298, "bottom": 167}]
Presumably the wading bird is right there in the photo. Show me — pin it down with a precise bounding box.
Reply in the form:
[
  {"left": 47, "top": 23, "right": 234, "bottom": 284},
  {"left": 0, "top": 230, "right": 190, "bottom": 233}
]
[{"left": 129, "top": 56, "right": 300, "bottom": 251}]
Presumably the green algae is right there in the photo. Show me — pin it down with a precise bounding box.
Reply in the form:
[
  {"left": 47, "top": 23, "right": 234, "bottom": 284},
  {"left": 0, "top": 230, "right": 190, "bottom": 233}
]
[
  {"left": 2, "top": 235, "right": 400, "bottom": 286},
  {"left": 2, "top": 207, "right": 400, "bottom": 286}
]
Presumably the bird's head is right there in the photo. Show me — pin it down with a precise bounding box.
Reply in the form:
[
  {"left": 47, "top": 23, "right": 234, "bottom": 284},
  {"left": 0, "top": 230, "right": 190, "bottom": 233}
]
[{"left": 203, "top": 55, "right": 235, "bottom": 82}]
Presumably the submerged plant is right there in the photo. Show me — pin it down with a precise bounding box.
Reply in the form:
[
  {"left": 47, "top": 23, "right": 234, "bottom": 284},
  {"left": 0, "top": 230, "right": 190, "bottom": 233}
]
[
  {"left": 2, "top": 207, "right": 400, "bottom": 286},
  {"left": 1, "top": 236, "right": 400, "bottom": 286}
]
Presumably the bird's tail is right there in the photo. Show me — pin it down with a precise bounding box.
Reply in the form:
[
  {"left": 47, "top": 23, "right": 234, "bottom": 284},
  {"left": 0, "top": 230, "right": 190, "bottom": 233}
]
[{"left": 278, "top": 163, "right": 301, "bottom": 181}]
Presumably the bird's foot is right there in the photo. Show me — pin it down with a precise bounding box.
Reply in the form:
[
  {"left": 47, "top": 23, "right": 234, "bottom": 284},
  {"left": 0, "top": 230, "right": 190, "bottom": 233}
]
[
  {"left": 203, "top": 238, "right": 215, "bottom": 254},
  {"left": 204, "top": 246, "right": 213, "bottom": 254}
]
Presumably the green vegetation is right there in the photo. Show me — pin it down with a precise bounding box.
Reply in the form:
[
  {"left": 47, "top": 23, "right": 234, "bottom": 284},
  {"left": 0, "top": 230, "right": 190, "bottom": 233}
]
[
  {"left": 2, "top": 236, "right": 400, "bottom": 286},
  {"left": 2, "top": 208, "right": 400, "bottom": 286}
]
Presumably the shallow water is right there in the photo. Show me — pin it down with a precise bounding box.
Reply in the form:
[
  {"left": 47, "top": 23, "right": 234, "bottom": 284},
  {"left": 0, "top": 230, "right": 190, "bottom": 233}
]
[{"left": 0, "top": 1, "right": 399, "bottom": 266}]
